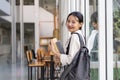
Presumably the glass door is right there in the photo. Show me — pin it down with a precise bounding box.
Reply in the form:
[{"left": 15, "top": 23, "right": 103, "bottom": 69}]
[
  {"left": 0, "top": 23, "right": 12, "bottom": 80},
  {"left": 86, "top": 0, "right": 99, "bottom": 80},
  {"left": 113, "top": 0, "right": 120, "bottom": 79}
]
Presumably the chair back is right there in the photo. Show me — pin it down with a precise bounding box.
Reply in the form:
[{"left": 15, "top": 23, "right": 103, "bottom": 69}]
[
  {"left": 37, "top": 48, "right": 45, "bottom": 62},
  {"left": 26, "top": 50, "right": 33, "bottom": 63},
  {"left": 31, "top": 49, "right": 36, "bottom": 59}
]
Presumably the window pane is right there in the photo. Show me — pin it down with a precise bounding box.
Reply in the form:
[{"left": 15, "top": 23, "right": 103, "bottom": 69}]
[
  {"left": 87, "top": 0, "right": 99, "bottom": 80},
  {"left": 16, "top": 0, "right": 34, "bottom": 5},
  {"left": 113, "top": 0, "right": 120, "bottom": 79},
  {"left": 0, "top": 24, "right": 12, "bottom": 79}
]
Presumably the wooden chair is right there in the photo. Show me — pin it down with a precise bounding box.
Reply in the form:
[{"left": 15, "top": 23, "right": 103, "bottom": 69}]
[
  {"left": 36, "top": 48, "right": 61, "bottom": 80},
  {"left": 26, "top": 50, "right": 32, "bottom": 63},
  {"left": 26, "top": 50, "right": 45, "bottom": 80},
  {"left": 37, "top": 48, "right": 45, "bottom": 62},
  {"left": 30, "top": 49, "right": 36, "bottom": 59}
]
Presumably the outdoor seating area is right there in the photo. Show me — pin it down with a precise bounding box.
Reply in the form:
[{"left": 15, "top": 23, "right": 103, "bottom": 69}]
[{"left": 26, "top": 48, "right": 61, "bottom": 80}]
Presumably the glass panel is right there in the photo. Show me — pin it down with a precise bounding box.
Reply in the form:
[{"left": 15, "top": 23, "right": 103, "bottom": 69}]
[
  {"left": 24, "top": 0, "right": 34, "bottom": 5},
  {"left": 0, "top": 23, "right": 12, "bottom": 79},
  {"left": 16, "top": 0, "right": 20, "bottom": 5},
  {"left": 24, "top": 23, "right": 35, "bottom": 50},
  {"left": 15, "top": 23, "right": 35, "bottom": 80},
  {"left": 10, "top": 0, "right": 35, "bottom": 80},
  {"left": 16, "top": 0, "right": 34, "bottom": 5},
  {"left": 113, "top": 0, "right": 120, "bottom": 79},
  {"left": 15, "top": 0, "right": 57, "bottom": 79},
  {"left": 87, "top": 0, "right": 98, "bottom": 80}
]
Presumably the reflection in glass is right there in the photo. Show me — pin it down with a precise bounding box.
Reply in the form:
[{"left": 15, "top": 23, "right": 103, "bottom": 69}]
[
  {"left": 88, "top": 0, "right": 98, "bottom": 80},
  {"left": 87, "top": 12, "right": 98, "bottom": 61},
  {"left": 0, "top": 23, "right": 12, "bottom": 79}
]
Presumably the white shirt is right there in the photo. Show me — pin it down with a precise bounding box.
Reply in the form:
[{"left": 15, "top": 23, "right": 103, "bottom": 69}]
[
  {"left": 60, "top": 30, "right": 85, "bottom": 66},
  {"left": 87, "top": 30, "right": 98, "bottom": 54}
]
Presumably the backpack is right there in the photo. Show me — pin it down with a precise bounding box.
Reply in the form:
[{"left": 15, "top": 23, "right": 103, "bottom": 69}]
[{"left": 60, "top": 33, "right": 90, "bottom": 80}]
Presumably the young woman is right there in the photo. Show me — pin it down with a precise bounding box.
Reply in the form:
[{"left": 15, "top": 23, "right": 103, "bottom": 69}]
[
  {"left": 87, "top": 12, "right": 98, "bottom": 61},
  {"left": 49, "top": 11, "right": 85, "bottom": 66}
]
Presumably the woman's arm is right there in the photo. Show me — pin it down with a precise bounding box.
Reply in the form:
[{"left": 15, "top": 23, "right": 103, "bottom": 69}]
[{"left": 60, "top": 34, "right": 80, "bottom": 65}]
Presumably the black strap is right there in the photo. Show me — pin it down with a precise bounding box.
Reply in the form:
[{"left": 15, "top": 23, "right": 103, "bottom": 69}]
[
  {"left": 73, "top": 33, "right": 85, "bottom": 48},
  {"left": 60, "top": 33, "right": 86, "bottom": 79},
  {"left": 66, "top": 33, "right": 85, "bottom": 55},
  {"left": 66, "top": 38, "right": 71, "bottom": 55}
]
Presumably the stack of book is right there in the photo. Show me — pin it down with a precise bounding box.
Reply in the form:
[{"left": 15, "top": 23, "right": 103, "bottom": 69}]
[{"left": 50, "top": 38, "right": 65, "bottom": 54}]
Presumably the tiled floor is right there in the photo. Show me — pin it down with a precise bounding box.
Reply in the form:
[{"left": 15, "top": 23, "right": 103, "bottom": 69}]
[
  {"left": 0, "top": 60, "right": 61, "bottom": 80},
  {"left": 0, "top": 64, "right": 12, "bottom": 80},
  {"left": 0, "top": 62, "right": 28, "bottom": 80}
]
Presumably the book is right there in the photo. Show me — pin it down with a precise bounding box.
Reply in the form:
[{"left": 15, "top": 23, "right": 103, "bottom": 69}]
[
  {"left": 50, "top": 38, "right": 65, "bottom": 54},
  {"left": 56, "top": 40, "right": 65, "bottom": 54}
]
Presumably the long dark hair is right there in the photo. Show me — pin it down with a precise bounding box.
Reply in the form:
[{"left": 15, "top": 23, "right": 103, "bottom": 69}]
[{"left": 91, "top": 12, "right": 98, "bottom": 24}]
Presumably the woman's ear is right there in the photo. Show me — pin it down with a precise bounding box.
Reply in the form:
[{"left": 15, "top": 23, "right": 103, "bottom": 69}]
[
  {"left": 79, "top": 22, "right": 83, "bottom": 28},
  {"left": 80, "top": 22, "right": 83, "bottom": 25}
]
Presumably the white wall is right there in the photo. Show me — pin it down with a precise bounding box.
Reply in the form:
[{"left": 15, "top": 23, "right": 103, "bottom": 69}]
[
  {"left": 39, "top": 7, "right": 54, "bottom": 37},
  {"left": 15, "top": 6, "right": 54, "bottom": 37},
  {"left": 1, "top": 5, "right": 54, "bottom": 37},
  {"left": 16, "top": 6, "right": 35, "bottom": 22}
]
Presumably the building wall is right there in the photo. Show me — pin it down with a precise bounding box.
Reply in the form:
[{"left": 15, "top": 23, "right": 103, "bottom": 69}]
[
  {"left": 15, "top": 6, "right": 54, "bottom": 37},
  {"left": 0, "top": 0, "right": 10, "bottom": 16}
]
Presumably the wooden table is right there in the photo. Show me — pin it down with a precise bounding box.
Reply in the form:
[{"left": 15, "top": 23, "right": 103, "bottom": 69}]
[{"left": 44, "top": 55, "right": 60, "bottom": 80}]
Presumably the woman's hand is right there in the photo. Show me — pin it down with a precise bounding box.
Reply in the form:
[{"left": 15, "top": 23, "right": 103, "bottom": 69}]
[
  {"left": 48, "top": 42, "right": 52, "bottom": 52},
  {"left": 48, "top": 39, "right": 60, "bottom": 58}
]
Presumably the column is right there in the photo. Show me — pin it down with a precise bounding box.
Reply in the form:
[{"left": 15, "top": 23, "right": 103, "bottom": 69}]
[
  {"left": 106, "top": 0, "right": 113, "bottom": 80},
  {"left": 98, "top": 0, "right": 106, "bottom": 80},
  {"left": 20, "top": 0, "right": 24, "bottom": 80},
  {"left": 85, "top": 0, "right": 90, "bottom": 39},
  {"left": 80, "top": 0, "right": 85, "bottom": 16},
  {"left": 70, "top": 0, "right": 75, "bottom": 12},
  {"left": 60, "top": 0, "right": 69, "bottom": 45},
  {"left": 53, "top": 0, "right": 59, "bottom": 39},
  {"left": 11, "top": 0, "right": 17, "bottom": 80},
  {"left": 34, "top": 0, "right": 40, "bottom": 53},
  {"left": 80, "top": 0, "right": 85, "bottom": 35},
  {"left": 76, "top": 0, "right": 80, "bottom": 11}
]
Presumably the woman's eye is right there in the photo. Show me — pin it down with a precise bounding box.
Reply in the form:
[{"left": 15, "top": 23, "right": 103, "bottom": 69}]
[
  {"left": 67, "top": 20, "right": 70, "bottom": 23},
  {"left": 72, "top": 21, "right": 75, "bottom": 24}
]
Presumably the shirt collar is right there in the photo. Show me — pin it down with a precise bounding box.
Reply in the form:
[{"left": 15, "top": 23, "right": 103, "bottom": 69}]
[{"left": 71, "top": 30, "right": 82, "bottom": 34}]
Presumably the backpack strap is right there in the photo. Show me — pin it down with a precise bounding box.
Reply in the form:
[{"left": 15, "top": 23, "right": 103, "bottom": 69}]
[
  {"left": 66, "top": 33, "right": 85, "bottom": 55},
  {"left": 66, "top": 38, "right": 71, "bottom": 55},
  {"left": 60, "top": 33, "right": 90, "bottom": 80},
  {"left": 73, "top": 33, "right": 85, "bottom": 48}
]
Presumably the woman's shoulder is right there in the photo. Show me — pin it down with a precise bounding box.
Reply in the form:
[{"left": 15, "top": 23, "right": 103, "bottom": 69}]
[
  {"left": 70, "top": 32, "right": 78, "bottom": 40},
  {"left": 71, "top": 32, "right": 80, "bottom": 39},
  {"left": 71, "top": 31, "right": 83, "bottom": 42},
  {"left": 72, "top": 30, "right": 84, "bottom": 38},
  {"left": 71, "top": 30, "right": 85, "bottom": 44},
  {"left": 72, "top": 30, "right": 82, "bottom": 35}
]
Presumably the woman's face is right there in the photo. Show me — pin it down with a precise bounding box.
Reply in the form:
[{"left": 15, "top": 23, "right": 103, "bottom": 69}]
[
  {"left": 92, "top": 22, "right": 98, "bottom": 30},
  {"left": 66, "top": 15, "right": 82, "bottom": 33}
]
